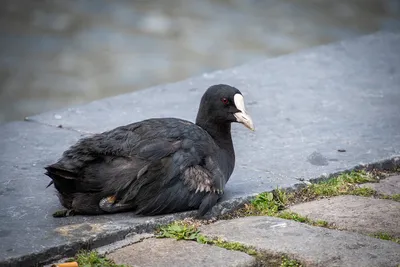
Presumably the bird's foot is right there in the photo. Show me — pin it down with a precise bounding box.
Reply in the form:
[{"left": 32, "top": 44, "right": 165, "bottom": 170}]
[
  {"left": 52, "top": 209, "right": 75, "bottom": 218},
  {"left": 106, "top": 195, "right": 117, "bottom": 203},
  {"left": 99, "top": 195, "right": 134, "bottom": 213}
]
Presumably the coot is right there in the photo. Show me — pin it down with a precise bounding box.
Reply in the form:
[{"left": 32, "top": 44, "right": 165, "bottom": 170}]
[{"left": 45, "top": 84, "right": 254, "bottom": 217}]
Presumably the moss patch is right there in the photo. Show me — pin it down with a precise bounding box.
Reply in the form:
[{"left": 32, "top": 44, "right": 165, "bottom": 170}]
[
  {"left": 292, "top": 170, "right": 377, "bottom": 202},
  {"left": 66, "top": 250, "right": 128, "bottom": 267},
  {"left": 280, "top": 256, "right": 303, "bottom": 267},
  {"left": 208, "top": 238, "right": 258, "bottom": 255},
  {"left": 391, "top": 194, "right": 400, "bottom": 201},
  {"left": 277, "top": 211, "right": 331, "bottom": 228},
  {"left": 371, "top": 232, "right": 400, "bottom": 244},
  {"left": 381, "top": 193, "right": 400, "bottom": 202}
]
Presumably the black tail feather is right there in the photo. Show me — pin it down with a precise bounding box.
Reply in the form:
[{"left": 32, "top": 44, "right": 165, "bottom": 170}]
[{"left": 45, "top": 165, "right": 77, "bottom": 179}]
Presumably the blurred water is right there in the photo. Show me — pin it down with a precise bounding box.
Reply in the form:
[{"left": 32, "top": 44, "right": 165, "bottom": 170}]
[{"left": 0, "top": 0, "right": 399, "bottom": 123}]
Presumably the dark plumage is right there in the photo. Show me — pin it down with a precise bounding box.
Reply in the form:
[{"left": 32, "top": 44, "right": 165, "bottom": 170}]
[{"left": 45, "top": 84, "right": 254, "bottom": 218}]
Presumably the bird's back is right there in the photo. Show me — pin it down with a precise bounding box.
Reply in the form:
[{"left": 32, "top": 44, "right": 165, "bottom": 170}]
[{"left": 45, "top": 117, "right": 233, "bottom": 215}]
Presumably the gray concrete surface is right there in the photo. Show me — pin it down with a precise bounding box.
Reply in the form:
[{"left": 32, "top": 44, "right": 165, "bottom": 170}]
[
  {"left": 107, "top": 238, "right": 256, "bottom": 267},
  {"left": 200, "top": 216, "right": 400, "bottom": 267},
  {"left": 289, "top": 195, "right": 400, "bottom": 238},
  {"left": 1, "top": 31, "right": 400, "bottom": 266},
  {"left": 362, "top": 175, "right": 400, "bottom": 196},
  {"left": 28, "top": 31, "right": 400, "bottom": 189}
]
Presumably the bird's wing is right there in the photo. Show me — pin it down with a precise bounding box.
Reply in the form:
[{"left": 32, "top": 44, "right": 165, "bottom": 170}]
[{"left": 114, "top": 133, "right": 226, "bottom": 201}]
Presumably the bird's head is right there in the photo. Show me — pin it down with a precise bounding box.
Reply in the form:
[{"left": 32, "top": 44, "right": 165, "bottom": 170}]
[{"left": 196, "top": 84, "right": 255, "bottom": 131}]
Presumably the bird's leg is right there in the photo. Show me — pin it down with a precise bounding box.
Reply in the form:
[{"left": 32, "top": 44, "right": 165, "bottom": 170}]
[
  {"left": 99, "top": 195, "right": 135, "bottom": 213},
  {"left": 52, "top": 209, "right": 75, "bottom": 218}
]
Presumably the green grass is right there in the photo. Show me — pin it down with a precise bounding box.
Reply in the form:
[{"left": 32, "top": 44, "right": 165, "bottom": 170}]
[
  {"left": 349, "top": 187, "right": 376, "bottom": 196},
  {"left": 301, "top": 170, "right": 377, "bottom": 198},
  {"left": 68, "top": 250, "right": 128, "bottom": 267},
  {"left": 211, "top": 238, "right": 258, "bottom": 255},
  {"left": 280, "top": 256, "right": 303, "bottom": 267},
  {"left": 156, "top": 221, "right": 201, "bottom": 241},
  {"left": 390, "top": 194, "right": 400, "bottom": 201},
  {"left": 250, "top": 191, "right": 287, "bottom": 216},
  {"left": 277, "top": 211, "right": 331, "bottom": 228},
  {"left": 381, "top": 193, "right": 400, "bottom": 202},
  {"left": 371, "top": 232, "right": 400, "bottom": 244}
]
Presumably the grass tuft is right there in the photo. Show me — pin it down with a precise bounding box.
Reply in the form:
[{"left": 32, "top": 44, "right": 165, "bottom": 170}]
[
  {"left": 299, "top": 170, "right": 377, "bottom": 199},
  {"left": 390, "top": 194, "right": 400, "bottom": 202},
  {"left": 349, "top": 187, "right": 376, "bottom": 196},
  {"left": 69, "top": 250, "right": 127, "bottom": 267},
  {"left": 155, "top": 221, "right": 200, "bottom": 241},
  {"left": 280, "top": 255, "right": 303, "bottom": 267},
  {"left": 212, "top": 238, "right": 258, "bottom": 255},
  {"left": 277, "top": 211, "right": 331, "bottom": 228},
  {"left": 371, "top": 232, "right": 400, "bottom": 244},
  {"left": 250, "top": 190, "right": 288, "bottom": 215}
]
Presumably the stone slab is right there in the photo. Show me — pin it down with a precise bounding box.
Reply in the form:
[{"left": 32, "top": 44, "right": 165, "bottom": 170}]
[
  {"left": 107, "top": 238, "right": 255, "bottom": 267},
  {"left": 288, "top": 195, "right": 400, "bottom": 238},
  {"left": 361, "top": 175, "right": 400, "bottom": 196},
  {"left": 27, "top": 31, "right": 400, "bottom": 198},
  {"left": 200, "top": 216, "right": 400, "bottom": 267}
]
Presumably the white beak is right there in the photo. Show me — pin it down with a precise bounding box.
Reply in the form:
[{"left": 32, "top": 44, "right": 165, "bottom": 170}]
[{"left": 233, "top": 94, "right": 255, "bottom": 131}]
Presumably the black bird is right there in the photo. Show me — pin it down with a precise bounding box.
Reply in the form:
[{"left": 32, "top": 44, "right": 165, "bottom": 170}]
[{"left": 45, "top": 84, "right": 254, "bottom": 218}]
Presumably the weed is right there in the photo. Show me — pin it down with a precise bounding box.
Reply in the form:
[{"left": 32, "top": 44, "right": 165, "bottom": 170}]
[
  {"left": 391, "top": 194, "right": 400, "bottom": 202},
  {"left": 212, "top": 238, "right": 258, "bottom": 255},
  {"left": 375, "top": 193, "right": 400, "bottom": 202},
  {"left": 277, "top": 211, "right": 331, "bottom": 228},
  {"left": 280, "top": 255, "right": 303, "bottom": 267},
  {"left": 250, "top": 189, "right": 289, "bottom": 216},
  {"left": 304, "top": 170, "right": 377, "bottom": 198},
  {"left": 371, "top": 232, "right": 400, "bottom": 244},
  {"left": 349, "top": 187, "right": 376, "bottom": 196},
  {"left": 68, "top": 250, "right": 127, "bottom": 267},
  {"left": 156, "top": 221, "right": 200, "bottom": 241}
]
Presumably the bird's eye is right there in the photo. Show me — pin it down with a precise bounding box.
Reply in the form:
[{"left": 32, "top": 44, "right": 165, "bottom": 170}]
[{"left": 221, "top": 97, "right": 229, "bottom": 105}]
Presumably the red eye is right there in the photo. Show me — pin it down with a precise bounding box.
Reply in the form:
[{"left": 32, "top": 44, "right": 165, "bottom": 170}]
[{"left": 221, "top": 97, "right": 229, "bottom": 105}]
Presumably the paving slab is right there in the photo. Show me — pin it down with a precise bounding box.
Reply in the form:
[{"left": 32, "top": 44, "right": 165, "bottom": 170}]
[
  {"left": 200, "top": 216, "right": 400, "bottom": 267},
  {"left": 107, "top": 238, "right": 255, "bottom": 267},
  {"left": 361, "top": 175, "right": 400, "bottom": 196},
  {"left": 27, "top": 31, "right": 400, "bottom": 196},
  {"left": 288, "top": 195, "right": 400, "bottom": 238},
  {"left": 1, "top": 31, "right": 400, "bottom": 266}
]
